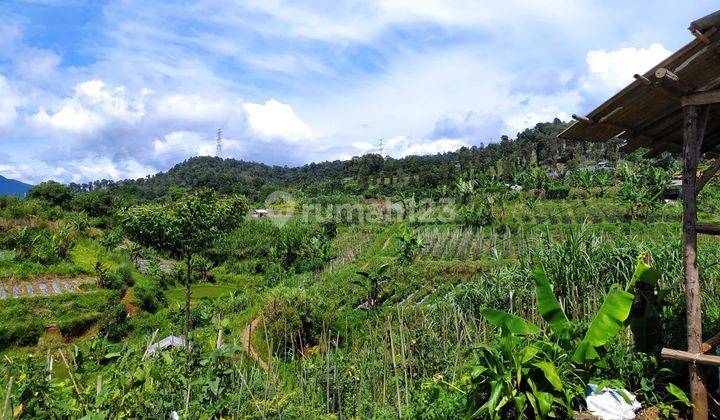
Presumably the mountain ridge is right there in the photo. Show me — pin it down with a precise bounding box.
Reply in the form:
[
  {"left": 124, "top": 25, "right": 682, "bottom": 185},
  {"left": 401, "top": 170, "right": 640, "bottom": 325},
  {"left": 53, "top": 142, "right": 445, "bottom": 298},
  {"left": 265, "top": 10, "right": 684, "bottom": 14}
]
[{"left": 0, "top": 174, "right": 32, "bottom": 197}]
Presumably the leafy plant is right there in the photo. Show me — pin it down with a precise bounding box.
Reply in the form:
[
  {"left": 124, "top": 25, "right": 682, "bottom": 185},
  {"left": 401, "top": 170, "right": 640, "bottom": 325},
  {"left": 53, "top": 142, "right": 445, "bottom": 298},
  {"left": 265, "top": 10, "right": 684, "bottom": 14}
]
[
  {"left": 468, "top": 256, "right": 663, "bottom": 417},
  {"left": 396, "top": 226, "right": 425, "bottom": 264},
  {"left": 353, "top": 263, "right": 392, "bottom": 309}
]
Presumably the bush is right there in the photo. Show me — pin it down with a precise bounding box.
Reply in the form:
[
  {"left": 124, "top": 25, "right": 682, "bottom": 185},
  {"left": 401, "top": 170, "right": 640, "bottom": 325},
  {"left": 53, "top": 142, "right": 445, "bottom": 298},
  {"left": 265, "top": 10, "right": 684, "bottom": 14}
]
[
  {"left": 58, "top": 313, "right": 101, "bottom": 339},
  {"left": 115, "top": 263, "right": 135, "bottom": 286},
  {"left": 546, "top": 183, "right": 570, "bottom": 199},
  {"left": 134, "top": 278, "right": 167, "bottom": 313},
  {"left": 216, "top": 218, "right": 280, "bottom": 260},
  {"left": 0, "top": 321, "right": 43, "bottom": 349},
  {"left": 99, "top": 304, "right": 131, "bottom": 342},
  {"left": 262, "top": 287, "right": 329, "bottom": 357}
]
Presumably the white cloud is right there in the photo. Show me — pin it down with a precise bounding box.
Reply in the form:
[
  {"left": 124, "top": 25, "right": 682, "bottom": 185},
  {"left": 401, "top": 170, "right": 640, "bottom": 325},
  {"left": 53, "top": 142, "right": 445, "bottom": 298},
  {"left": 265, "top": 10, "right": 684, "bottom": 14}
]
[
  {"left": 22, "top": 77, "right": 316, "bottom": 180},
  {"left": 0, "top": 76, "right": 18, "bottom": 132},
  {"left": 29, "top": 80, "right": 145, "bottom": 133},
  {"left": 580, "top": 43, "right": 672, "bottom": 98},
  {"left": 401, "top": 138, "right": 469, "bottom": 156},
  {"left": 349, "top": 135, "right": 469, "bottom": 159},
  {"left": 243, "top": 0, "right": 593, "bottom": 43},
  {"left": 14, "top": 49, "right": 61, "bottom": 81},
  {"left": 243, "top": 99, "right": 312, "bottom": 143}
]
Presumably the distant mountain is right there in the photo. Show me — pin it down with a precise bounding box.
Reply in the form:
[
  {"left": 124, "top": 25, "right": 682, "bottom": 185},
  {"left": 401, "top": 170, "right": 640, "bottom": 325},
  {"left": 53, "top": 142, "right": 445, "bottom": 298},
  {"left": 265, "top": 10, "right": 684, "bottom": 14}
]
[{"left": 0, "top": 175, "right": 32, "bottom": 197}]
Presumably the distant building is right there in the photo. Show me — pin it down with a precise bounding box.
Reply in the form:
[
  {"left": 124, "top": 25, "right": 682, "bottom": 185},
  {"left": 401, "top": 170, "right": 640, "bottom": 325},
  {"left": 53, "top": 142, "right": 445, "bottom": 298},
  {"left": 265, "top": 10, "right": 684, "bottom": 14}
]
[
  {"left": 595, "top": 161, "right": 615, "bottom": 171},
  {"left": 662, "top": 172, "right": 683, "bottom": 201},
  {"left": 252, "top": 209, "right": 269, "bottom": 218}
]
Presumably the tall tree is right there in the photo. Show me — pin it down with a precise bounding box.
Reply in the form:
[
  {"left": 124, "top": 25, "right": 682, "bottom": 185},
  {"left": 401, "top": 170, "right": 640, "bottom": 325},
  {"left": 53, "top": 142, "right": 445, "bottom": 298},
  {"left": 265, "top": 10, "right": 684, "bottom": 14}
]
[{"left": 119, "top": 190, "right": 247, "bottom": 345}]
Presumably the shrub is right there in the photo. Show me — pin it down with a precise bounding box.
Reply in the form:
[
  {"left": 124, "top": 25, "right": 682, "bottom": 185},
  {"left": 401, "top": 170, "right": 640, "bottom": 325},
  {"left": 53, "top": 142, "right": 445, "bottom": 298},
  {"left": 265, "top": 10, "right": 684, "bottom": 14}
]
[
  {"left": 58, "top": 313, "right": 101, "bottom": 339},
  {"left": 134, "top": 278, "right": 167, "bottom": 313},
  {"left": 262, "top": 287, "right": 328, "bottom": 357},
  {"left": 216, "top": 218, "right": 280, "bottom": 261},
  {"left": 99, "top": 304, "right": 131, "bottom": 342},
  {"left": 545, "top": 183, "right": 570, "bottom": 199},
  {"left": 115, "top": 263, "right": 135, "bottom": 286},
  {"left": 28, "top": 181, "right": 74, "bottom": 208},
  {"left": 0, "top": 321, "right": 43, "bottom": 349}
]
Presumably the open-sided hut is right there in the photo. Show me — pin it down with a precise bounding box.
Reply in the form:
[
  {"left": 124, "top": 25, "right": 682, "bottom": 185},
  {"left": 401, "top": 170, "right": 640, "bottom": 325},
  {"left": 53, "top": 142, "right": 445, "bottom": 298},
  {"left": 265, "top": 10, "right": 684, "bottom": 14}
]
[{"left": 559, "top": 10, "right": 720, "bottom": 419}]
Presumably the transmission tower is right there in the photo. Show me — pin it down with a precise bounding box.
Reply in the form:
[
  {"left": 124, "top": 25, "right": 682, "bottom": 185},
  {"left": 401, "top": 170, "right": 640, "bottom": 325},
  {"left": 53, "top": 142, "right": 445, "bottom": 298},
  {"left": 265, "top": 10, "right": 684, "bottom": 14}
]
[
  {"left": 378, "top": 138, "right": 384, "bottom": 157},
  {"left": 216, "top": 128, "right": 223, "bottom": 158}
]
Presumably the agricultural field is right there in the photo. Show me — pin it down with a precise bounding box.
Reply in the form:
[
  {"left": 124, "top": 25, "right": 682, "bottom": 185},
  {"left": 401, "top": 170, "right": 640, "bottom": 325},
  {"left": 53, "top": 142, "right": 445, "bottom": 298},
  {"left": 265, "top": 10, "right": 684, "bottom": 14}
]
[{"left": 1, "top": 132, "right": 720, "bottom": 419}]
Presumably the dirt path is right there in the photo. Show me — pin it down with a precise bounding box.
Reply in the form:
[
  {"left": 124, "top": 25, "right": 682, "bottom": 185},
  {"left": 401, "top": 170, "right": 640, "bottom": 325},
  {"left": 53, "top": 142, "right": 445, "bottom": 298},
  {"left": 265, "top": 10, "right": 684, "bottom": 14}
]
[
  {"left": 241, "top": 234, "right": 393, "bottom": 370},
  {"left": 240, "top": 317, "right": 268, "bottom": 370}
]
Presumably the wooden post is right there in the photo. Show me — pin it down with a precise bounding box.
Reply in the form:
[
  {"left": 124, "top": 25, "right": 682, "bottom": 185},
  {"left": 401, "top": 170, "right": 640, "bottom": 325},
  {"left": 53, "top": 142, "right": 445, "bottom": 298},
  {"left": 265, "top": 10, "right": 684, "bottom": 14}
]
[{"left": 682, "top": 104, "right": 708, "bottom": 419}]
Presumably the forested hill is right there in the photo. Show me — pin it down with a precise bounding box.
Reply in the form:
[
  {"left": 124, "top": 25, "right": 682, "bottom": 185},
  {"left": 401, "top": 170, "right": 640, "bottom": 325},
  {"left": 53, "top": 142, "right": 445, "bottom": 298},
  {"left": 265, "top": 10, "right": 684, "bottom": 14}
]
[{"left": 69, "top": 119, "right": 624, "bottom": 202}]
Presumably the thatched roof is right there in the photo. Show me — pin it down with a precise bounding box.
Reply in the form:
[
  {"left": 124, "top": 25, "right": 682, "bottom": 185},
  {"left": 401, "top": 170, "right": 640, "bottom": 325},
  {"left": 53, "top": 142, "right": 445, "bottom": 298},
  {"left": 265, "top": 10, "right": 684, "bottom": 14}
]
[{"left": 558, "top": 10, "right": 720, "bottom": 158}]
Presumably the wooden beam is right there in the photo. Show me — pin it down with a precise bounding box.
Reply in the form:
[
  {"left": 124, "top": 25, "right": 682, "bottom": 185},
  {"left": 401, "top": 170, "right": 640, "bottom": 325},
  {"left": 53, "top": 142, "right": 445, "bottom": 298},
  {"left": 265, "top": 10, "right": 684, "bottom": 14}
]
[
  {"left": 696, "top": 158, "right": 720, "bottom": 193},
  {"left": 661, "top": 348, "right": 720, "bottom": 367},
  {"left": 654, "top": 67, "right": 694, "bottom": 98},
  {"left": 682, "top": 88, "right": 720, "bottom": 107},
  {"left": 682, "top": 105, "right": 708, "bottom": 420},
  {"left": 571, "top": 114, "right": 593, "bottom": 124},
  {"left": 696, "top": 223, "right": 720, "bottom": 235},
  {"left": 634, "top": 73, "right": 652, "bottom": 85},
  {"left": 690, "top": 28, "right": 712, "bottom": 45}
]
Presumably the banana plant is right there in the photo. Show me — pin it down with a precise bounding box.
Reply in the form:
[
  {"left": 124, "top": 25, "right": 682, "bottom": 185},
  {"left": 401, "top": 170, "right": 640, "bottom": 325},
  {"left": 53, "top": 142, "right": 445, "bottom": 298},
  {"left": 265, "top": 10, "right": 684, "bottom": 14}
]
[
  {"left": 471, "top": 256, "right": 662, "bottom": 418},
  {"left": 480, "top": 255, "right": 661, "bottom": 364},
  {"left": 353, "top": 263, "right": 391, "bottom": 309}
]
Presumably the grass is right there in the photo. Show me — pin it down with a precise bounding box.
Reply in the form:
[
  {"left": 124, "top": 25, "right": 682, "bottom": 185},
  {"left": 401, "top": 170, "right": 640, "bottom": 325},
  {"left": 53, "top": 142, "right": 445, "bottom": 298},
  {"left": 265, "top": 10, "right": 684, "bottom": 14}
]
[{"left": 164, "top": 283, "right": 241, "bottom": 306}]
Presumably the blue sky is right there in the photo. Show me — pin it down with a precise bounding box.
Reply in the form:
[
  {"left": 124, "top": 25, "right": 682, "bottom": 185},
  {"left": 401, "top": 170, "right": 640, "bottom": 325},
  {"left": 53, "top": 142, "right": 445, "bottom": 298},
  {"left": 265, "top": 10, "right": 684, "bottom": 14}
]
[{"left": 0, "top": 0, "right": 716, "bottom": 183}]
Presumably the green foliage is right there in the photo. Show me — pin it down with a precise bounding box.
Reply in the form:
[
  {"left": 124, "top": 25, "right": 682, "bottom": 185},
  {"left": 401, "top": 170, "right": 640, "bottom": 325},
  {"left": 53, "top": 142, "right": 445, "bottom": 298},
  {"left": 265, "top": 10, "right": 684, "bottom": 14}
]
[
  {"left": 57, "top": 312, "right": 101, "bottom": 339},
  {"left": 99, "top": 303, "right": 131, "bottom": 342},
  {"left": 134, "top": 277, "right": 167, "bottom": 313},
  {"left": 467, "top": 334, "right": 583, "bottom": 419},
  {"left": 353, "top": 263, "right": 391, "bottom": 309},
  {"left": 12, "top": 226, "right": 76, "bottom": 264},
  {"left": 0, "top": 321, "right": 43, "bottom": 349},
  {"left": 28, "top": 181, "right": 74, "bottom": 208},
  {"left": 545, "top": 183, "right": 570, "bottom": 199},
  {"left": 267, "top": 218, "right": 335, "bottom": 274},
  {"left": 119, "top": 190, "right": 248, "bottom": 261},
  {"left": 262, "top": 286, "right": 328, "bottom": 357},
  {"left": 470, "top": 257, "right": 663, "bottom": 417},
  {"left": 396, "top": 225, "right": 425, "bottom": 264}
]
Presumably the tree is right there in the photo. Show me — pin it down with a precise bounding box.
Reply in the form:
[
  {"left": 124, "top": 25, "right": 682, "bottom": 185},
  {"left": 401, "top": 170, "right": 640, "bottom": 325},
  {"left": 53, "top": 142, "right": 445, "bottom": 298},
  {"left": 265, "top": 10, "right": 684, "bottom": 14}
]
[
  {"left": 28, "top": 181, "right": 74, "bottom": 208},
  {"left": 119, "top": 190, "right": 247, "bottom": 346}
]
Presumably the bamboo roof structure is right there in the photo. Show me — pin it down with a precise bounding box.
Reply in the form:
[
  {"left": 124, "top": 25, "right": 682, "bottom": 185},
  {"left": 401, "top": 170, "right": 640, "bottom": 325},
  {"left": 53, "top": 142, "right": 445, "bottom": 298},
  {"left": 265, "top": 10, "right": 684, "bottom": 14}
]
[{"left": 558, "top": 10, "right": 720, "bottom": 158}]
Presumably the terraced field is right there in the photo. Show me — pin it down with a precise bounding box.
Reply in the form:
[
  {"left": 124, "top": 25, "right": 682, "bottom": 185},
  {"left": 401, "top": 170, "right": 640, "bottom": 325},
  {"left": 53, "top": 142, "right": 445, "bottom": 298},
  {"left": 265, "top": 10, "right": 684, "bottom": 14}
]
[{"left": 0, "top": 277, "right": 94, "bottom": 299}]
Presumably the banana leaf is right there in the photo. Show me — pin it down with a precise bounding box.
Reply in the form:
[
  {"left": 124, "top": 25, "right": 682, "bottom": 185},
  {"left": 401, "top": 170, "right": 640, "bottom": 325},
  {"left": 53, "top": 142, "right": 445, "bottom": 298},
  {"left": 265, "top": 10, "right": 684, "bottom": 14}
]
[
  {"left": 626, "top": 253, "right": 660, "bottom": 290},
  {"left": 533, "top": 266, "right": 570, "bottom": 335},
  {"left": 572, "top": 285, "right": 634, "bottom": 363},
  {"left": 627, "top": 254, "right": 663, "bottom": 353},
  {"left": 480, "top": 308, "right": 541, "bottom": 335},
  {"left": 533, "top": 361, "right": 563, "bottom": 391}
]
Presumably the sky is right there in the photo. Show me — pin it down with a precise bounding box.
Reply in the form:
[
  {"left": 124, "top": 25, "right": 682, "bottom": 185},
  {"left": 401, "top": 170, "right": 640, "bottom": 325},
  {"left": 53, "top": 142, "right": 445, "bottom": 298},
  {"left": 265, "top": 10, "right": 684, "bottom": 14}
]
[{"left": 0, "top": 0, "right": 716, "bottom": 184}]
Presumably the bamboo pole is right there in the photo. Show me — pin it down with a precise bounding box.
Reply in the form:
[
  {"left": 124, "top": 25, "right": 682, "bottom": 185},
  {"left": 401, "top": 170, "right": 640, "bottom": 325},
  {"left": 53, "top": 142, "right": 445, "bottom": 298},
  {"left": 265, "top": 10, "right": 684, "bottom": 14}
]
[
  {"left": 661, "top": 348, "right": 720, "bottom": 367},
  {"left": 682, "top": 104, "right": 708, "bottom": 420},
  {"left": 2, "top": 376, "right": 13, "bottom": 420},
  {"left": 59, "top": 350, "right": 87, "bottom": 414},
  {"left": 387, "top": 317, "right": 403, "bottom": 418}
]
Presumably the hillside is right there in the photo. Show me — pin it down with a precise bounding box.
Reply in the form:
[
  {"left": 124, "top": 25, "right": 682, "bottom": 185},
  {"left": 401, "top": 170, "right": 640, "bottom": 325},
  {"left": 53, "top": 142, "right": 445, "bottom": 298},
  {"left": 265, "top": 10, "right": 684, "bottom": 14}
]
[
  {"left": 0, "top": 175, "right": 31, "bottom": 197},
  {"left": 67, "top": 120, "right": 626, "bottom": 202}
]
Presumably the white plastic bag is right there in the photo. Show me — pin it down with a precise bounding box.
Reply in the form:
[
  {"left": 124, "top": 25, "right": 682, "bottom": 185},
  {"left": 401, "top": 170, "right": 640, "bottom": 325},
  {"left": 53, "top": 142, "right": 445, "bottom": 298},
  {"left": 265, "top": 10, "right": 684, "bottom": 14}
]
[{"left": 585, "top": 384, "right": 642, "bottom": 420}]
